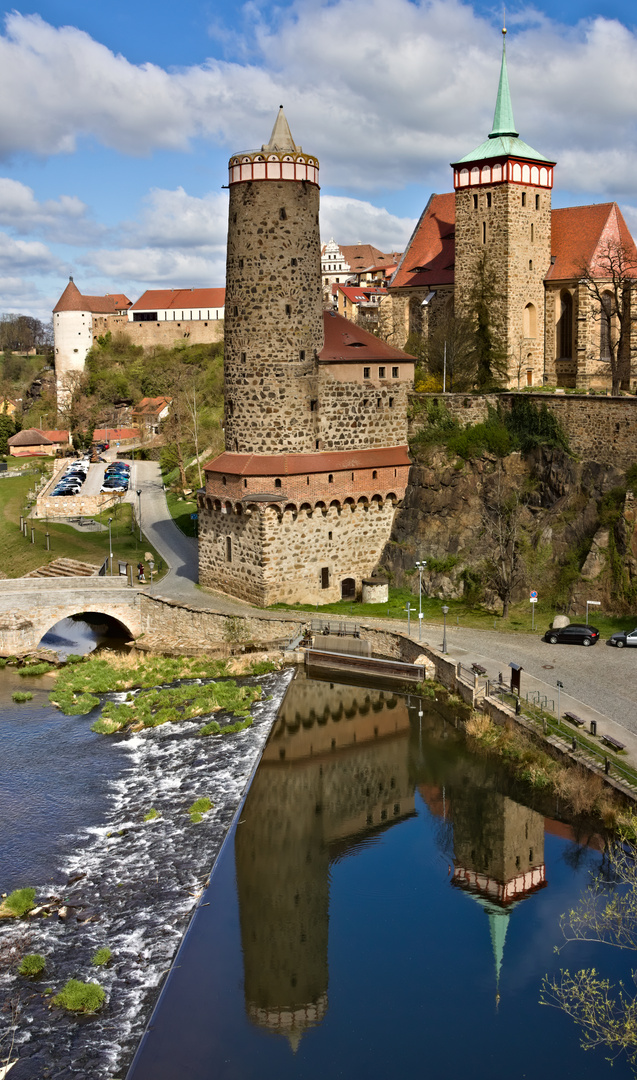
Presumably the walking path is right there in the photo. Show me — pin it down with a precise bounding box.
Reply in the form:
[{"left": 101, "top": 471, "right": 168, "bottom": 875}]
[{"left": 133, "top": 461, "right": 637, "bottom": 762}]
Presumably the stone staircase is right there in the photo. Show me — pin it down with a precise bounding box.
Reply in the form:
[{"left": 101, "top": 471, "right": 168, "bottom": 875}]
[{"left": 26, "top": 558, "right": 102, "bottom": 579}]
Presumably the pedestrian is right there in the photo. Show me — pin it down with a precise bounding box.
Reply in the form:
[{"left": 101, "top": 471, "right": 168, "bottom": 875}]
[{"left": 137, "top": 561, "right": 145, "bottom": 583}]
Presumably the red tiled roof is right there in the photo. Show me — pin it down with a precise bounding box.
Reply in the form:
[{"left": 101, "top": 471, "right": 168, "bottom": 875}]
[
  {"left": 319, "top": 311, "right": 415, "bottom": 363},
  {"left": 92, "top": 427, "right": 139, "bottom": 441},
  {"left": 130, "top": 288, "right": 225, "bottom": 311},
  {"left": 204, "top": 445, "right": 411, "bottom": 477},
  {"left": 40, "top": 429, "right": 70, "bottom": 442},
  {"left": 338, "top": 244, "right": 386, "bottom": 270},
  {"left": 391, "top": 193, "right": 456, "bottom": 289},
  {"left": 132, "top": 396, "right": 172, "bottom": 417},
  {"left": 337, "top": 286, "right": 387, "bottom": 303},
  {"left": 53, "top": 279, "right": 132, "bottom": 314},
  {"left": 547, "top": 203, "right": 637, "bottom": 280},
  {"left": 8, "top": 428, "right": 53, "bottom": 446}
]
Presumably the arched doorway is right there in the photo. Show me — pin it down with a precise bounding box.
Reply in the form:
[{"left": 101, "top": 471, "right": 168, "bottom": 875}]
[{"left": 341, "top": 578, "right": 356, "bottom": 600}]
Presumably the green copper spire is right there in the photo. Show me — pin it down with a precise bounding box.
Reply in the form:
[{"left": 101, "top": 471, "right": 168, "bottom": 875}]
[{"left": 490, "top": 27, "right": 518, "bottom": 139}]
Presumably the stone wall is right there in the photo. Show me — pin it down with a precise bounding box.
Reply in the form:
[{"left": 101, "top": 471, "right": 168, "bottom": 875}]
[
  {"left": 224, "top": 177, "right": 323, "bottom": 454},
  {"left": 317, "top": 369, "right": 409, "bottom": 450},
  {"left": 197, "top": 497, "right": 398, "bottom": 605},
  {"left": 93, "top": 315, "right": 224, "bottom": 351},
  {"left": 34, "top": 462, "right": 121, "bottom": 519},
  {"left": 408, "top": 391, "right": 637, "bottom": 470}
]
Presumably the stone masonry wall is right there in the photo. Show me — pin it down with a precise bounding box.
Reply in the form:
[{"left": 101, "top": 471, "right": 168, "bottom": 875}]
[
  {"left": 92, "top": 315, "right": 224, "bottom": 351},
  {"left": 317, "top": 369, "right": 409, "bottom": 450},
  {"left": 198, "top": 498, "right": 398, "bottom": 606},
  {"left": 408, "top": 391, "right": 637, "bottom": 469},
  {"left": 455, "top": 183, "right": 552, "bottom": 386},
  {"left": 224, "top": 178, "right": 323, "bottom": 454}
]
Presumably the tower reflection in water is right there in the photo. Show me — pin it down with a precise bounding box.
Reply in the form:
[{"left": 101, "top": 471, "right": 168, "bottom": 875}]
[{"left": 235, "top": 674, "right": 547, "bottom": 1049}]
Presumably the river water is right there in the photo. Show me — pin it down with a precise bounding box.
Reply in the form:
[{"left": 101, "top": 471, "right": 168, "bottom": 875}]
[
  {"left": 0, "top": 620, "right": 293, "bottom": 1079},
  {"left": 0, "top": 634, "right": 635, "bottom": 1079}
]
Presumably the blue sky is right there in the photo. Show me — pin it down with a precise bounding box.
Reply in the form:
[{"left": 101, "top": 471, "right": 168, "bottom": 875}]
[{"left": 2, "top": 0, "right": 637, "bottom": 319}]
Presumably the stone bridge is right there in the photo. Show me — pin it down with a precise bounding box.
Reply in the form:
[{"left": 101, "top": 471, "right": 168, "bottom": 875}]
[{"left": 0, "top": 577, "right": 142, "bottom": 654}]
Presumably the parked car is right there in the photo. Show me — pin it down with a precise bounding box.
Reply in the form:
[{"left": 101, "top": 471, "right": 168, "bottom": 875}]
[
  {"left": 609, "top": 628, "right": 637, "bottom": 648},
  {"left": 544, "top": 624, "right": 600, "bottom": 647}
]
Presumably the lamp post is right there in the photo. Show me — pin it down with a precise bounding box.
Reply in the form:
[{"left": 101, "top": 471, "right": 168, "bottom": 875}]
[
  {"left": 557, "top": 680, "right": 564, "bottom": 725},
  {"left": 442, "top": 605, "right": 449, "bottom": 655},
  {"left": 404, "top": 602, "right": 411, "bottom": 636},
  {"left": 415, "top": 560, "right": 426, "bottom": 641},
  {"left": 148, "top": 557, "right": 155, "bottom": 591},
  {"left": 108, "top": 517, "right": 113, "bottom": 575},
  {"left": 136, "top": 489, "right": 142, "bottom": 542}
]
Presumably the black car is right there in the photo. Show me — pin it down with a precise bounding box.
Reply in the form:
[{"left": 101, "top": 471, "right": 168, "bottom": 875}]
[
  {"left": 544, "top": 624, "right": 600, "bottom": 647},
  {"left": 609, "top": 628, "right": 637, "bottom": 648}
]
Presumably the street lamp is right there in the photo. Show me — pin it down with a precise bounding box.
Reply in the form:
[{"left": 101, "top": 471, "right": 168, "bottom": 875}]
[
  {"left": 557, "top": 680, "right": 564, "bottom": 725},
  {"left": 442, "top": 605, "right": 449, "bottom": 655},
  {"left": 415, "top": 560, "right": 426, "bottom": 641},
  {"left": 136, "top": 489, "right": 142, "bottom": 542},
  {"left": 404, "top": 602, "right": 411, "bottom": 636},
  {"left": 108, "top": 517, "right": 113, "bottom": 575},
  {"left": 148, "top": 557, "right": 155, "bottom": 590}
]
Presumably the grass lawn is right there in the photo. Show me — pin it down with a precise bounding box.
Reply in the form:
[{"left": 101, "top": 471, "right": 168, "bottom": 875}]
[
  {"left": 0, "top": 472, "right": 166, "bottom": 579},
  {"left": 165, "top": 490, "right": 198, "bottom": 538},
  {"left": 269, "top": 587, "right": 637, "bottom": 637}
]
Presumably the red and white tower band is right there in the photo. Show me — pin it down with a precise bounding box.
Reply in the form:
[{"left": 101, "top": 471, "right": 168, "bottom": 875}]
[{"left": 197, "top": 108, "right": 415, "bottom": 605}]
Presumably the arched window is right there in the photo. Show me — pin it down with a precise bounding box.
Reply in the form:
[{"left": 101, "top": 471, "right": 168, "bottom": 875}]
[
  {"left": 523, "top": 303, "right": 537, "bottom": 338},
  {"left": 557, "top": 291, "right": 573, "bottom": 359},
  {"left": 600, "top": 291, "right": 613, "bottom": 359},
  {"left": 274, "top": 478, "right": 282, "bottom": 489}
]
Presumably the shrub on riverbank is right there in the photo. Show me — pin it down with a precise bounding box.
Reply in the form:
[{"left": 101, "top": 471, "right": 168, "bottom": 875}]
[
  {"left": 53, "top": 979, "right": 105, "bottom": 1014},
  {"left": 465, "top": 714, "right": 618, "bottom": 819},
  {"left": 90, "top": 679, "right": 261, "bottom": 735},
  {"left": 199, "top": 715, "right": 253, "bottom": 737},
  {"left": 19, "top": 953, "right": 46, "bottom": 977},
  {"left": 0, "top": 887, "right": 36, "bottom": 918},
  {"left": 18, "top": 662, "right": 53, "bottom": 677}
]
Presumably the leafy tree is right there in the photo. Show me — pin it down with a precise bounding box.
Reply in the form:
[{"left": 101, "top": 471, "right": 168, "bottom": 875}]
[
  {"left": 422, "top": 308, "right": 481, "bottom": 392},
  {"left": 0, "top": 413, "right": 16, "bottom": 455},
  {"left": 481, "top": 464, "right": 524, "bottom": 618},
  {"left": 465, "top": 252, "right": 508, "bottom": 389},
  {"left": 578, "top": 238, "right": 637, "bottom": 395}
]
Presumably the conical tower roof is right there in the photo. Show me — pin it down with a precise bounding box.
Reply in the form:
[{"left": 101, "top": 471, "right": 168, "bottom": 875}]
[
  {"left": 262, "top": 106, "right": 300, "bottom": 153},
  {"left": 452, "top": 28, "right": 553, "bottom": 166},
  {"left": 53, "top": 276, "right": 85, "bottom": 313}
]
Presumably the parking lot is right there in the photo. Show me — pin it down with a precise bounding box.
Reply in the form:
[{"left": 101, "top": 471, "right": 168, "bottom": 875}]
[{"left": 49, "top": 455, "right": 137, "bottom": 502}]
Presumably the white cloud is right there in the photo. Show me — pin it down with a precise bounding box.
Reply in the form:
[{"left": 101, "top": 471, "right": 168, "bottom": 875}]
[
  {"left": 0, "top": 232, "right": 62, "bottom": 275},
  {"left": 84, "top": 247, "right": 226, "bottom": 290},
  {"left": 320, "top": 196, "right": 415, "bottom": 252},
  {"left": 130, "top": 187, "right": 229, "bottom": 250},
  {"left": 2, "top": 4, "right": 637, "bottom": 198},
  {"left": 0, "top": 178, "right": 100, "bottom": 243}
]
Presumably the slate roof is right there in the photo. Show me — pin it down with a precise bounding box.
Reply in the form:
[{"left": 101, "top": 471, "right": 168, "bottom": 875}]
[
  {"left": 319, "top": 311, "right": 415, "bottom": 363},
  {"left": 130, "top": 288, "right": 225, "bottom": 311},
  {"left": 204, "top": 445, "right": 411, "bottom": 477}
]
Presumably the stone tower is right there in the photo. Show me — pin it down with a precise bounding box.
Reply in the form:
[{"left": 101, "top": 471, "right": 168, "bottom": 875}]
[
  {"left": 198, "top": 109, "right": 415, "bottom": 605},
  {"left": 224, "top": 108, "right": 323, "bottom": 454},
  {"left": 451, "top": 29, "right": 555, "bottom": 386}
]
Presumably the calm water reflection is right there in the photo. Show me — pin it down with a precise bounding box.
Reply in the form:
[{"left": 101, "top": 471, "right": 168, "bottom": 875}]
[{"left": 130, "top": 674, "right": 629, "bottom": 1080}]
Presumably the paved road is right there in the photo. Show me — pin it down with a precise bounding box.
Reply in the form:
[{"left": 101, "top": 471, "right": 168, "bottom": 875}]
[{"left": 133, "top": 461, "right": 637, "bottom": 741}]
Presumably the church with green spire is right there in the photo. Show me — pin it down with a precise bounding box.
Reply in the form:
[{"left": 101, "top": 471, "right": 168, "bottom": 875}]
[{"left": 383, "top": 28, "right": 637, "bottom": 391}]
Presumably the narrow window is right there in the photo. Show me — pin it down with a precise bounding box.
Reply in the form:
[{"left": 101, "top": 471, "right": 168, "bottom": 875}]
[
  {"left": 557, "top": 290, "right": 573, "bottom": 359},
  {"left": 482, "top": 221, "right": 486, "bottom": 244},
  {"left": 328, "top": 474, "right": 333, "bottom": 483},
  {"left": 307, "top": 476, "right": 310, "bottom": 484},
  {"left": 600, "top": 291, "right": 613, "bottom": 359},
  {"left": 238, "top": 258, "right": 244, "bottom": 269},
  {"left": 535, "top": 194, "right": 540, "bottom": 210},
  {"left": 473, "top": 194, "right": 478, "bottom": 209},
  {"left": 310, "top": 399, "right": 317, "bottom": 412},
  {"left": 321, "top": 567, "right": 330, "bottom": 589},
  {"left": 529, "top": 259, "right": 533, "bottom": 271},
  {"left": 328, "top": 531, "right": 332, "bottom": 540},
  {"left": 274, "top": 478, "right": 282, "bottom": 489},
  {"left": 487, "top": 192, "right": 492, "bottom": 208},
  {"left": 222, "top": 476, "right": 226, "bottom": 486},
  {"left": 279, "top": 207, "right": 287, "bottom": 220},
  {"left": 233, "top": 305, "right": 238, "bottom": 316},
  {"left": 226, "top": 536, "right": 232, "bottom": 562},
  {"left": 377, "top": 398, "right": 381, "bottom": 408},
  {"left": 315, "top": 439, "right": 319, "bottom": 449},
  {"left": 521, "top": 192, "right": 526, "bottom": 207},
  {"left": 363, "top": 366, "right": 370, "bottom": 378},
  {"left": 299, "top": 349, "right": 305, "bottom": 360},
  {"left": 285, "top": 304, "right": 291, "bottom": 316},
  {"left": 378, "top": 366, "right": 385, "bottom": 378},
  {"left": 243, "top": 479, "right": 247, "bottom": 488},
  {"left": 363, "top": 398, "right": 369, "bottom": 406},
  {"left": 523, "top": 302, "right": 537, "bottom": 338},
  {"left": 291, "top": 258, "right": 297, "bottom": 266},
  {"left": 392, "top": 366, "right": 399, "bottom": 378},
  {"left": 372, "top": 470, "right": 378, "bottom": 479},
  {"left": 389, "top": 397, "right": 394, "bottom": 407},
  {"left": 240, "top": 351, "right": 246, "bottom": 362},
  {"left": 530, "top": 223, "right": 534, "bottom": 242}
]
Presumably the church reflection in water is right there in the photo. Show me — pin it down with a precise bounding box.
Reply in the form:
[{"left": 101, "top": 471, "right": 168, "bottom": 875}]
[{"left": 234, "top": 674, "right": 547, "bottom": 1048}]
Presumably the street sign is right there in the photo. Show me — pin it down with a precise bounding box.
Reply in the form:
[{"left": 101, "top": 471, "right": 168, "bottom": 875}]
[
  {"left": 530, "top": 590, "right": 538, "bottom": 601},
  {"left": 530, "top": 597, "right": 538, "bottom": 603}
]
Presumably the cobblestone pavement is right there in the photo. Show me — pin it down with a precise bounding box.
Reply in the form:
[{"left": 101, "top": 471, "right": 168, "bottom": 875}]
[{"left": 135, "top": 461, "right": 637, "bottom": 741}]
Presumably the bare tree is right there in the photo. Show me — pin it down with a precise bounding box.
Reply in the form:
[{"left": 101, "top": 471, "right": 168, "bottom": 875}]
[
  {"left": 481, "top": 465, "right": 525, "bottom": 618},
  {"left": 579, "top": 238, "right": 637, "bottom": 395}
]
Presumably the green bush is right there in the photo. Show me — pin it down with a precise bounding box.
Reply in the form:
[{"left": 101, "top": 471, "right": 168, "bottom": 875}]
[
  {"left": 53, "top": 979, "right": 106, "bottom": 1014},
  {"left": 65, "top": 654, "right": 85, "bottom": 665},
  {"left": 2, "top": 887, "right": 36, "bottom": 917},
  {"left": 248, "top": 660, "right": 278, "bottom": 675},
  {"left": 18, "top": 953, "right": 46, "bottom": 977},
  {"left": 12, "top": 691, "right": 33, "bottom": 703},
  {"left": 91, "top": 947, "right": 112, "bottom": 967},
  {"left": 426, "top": 554, "right": 460, "bottom": 574},
  {"left": 18, "top": 662, "right": 53, "bottom": 677}
]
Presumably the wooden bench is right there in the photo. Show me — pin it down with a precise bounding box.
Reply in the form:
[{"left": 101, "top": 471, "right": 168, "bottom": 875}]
[
  {"left": 563, "top": 711, "right": 584, "bottom": 728},
  {"left": 471, "top": 663, "right": 487, "bottom": 676},
  {"left": 602, "top": 733, "right": 626, "bottom": 753}
]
